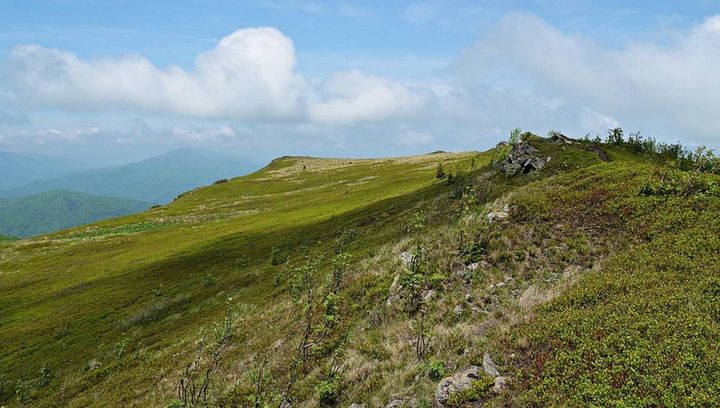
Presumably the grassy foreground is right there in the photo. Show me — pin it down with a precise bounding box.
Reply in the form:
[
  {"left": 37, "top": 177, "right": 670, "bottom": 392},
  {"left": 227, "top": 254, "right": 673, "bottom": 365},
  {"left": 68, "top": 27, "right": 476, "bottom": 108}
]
[{"left": 1, "top": 136, "right": 719, "bottom": 407}]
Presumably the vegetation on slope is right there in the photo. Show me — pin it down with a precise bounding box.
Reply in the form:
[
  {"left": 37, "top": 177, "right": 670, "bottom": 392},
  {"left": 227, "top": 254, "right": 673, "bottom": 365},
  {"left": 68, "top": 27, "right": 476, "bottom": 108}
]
[
  {"left": 0, "top": 190, "right": 150, "bottom": 237},
  {"left": 1, "top": 132, "right": 719, "bottom": 407}
]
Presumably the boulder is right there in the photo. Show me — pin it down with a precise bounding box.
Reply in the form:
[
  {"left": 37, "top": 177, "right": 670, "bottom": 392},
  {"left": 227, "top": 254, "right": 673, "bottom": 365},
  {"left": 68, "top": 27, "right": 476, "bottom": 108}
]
[
  {"left": 386, "top": 275, "right": 401, "bottom": 307},
  {"left": 453, "top": 305, "right": 465, "bottom": 316},
  {"left": 399, "top": 251, "right": 414, "bottom": 267},
  {"left": 435, "top": 366, "right": 483, "bottom": 406},
  {"left": 549, "top": 131, "right": 573, "bottom": 144},
  {"left": 493, "top": 376, "right": 511, "bottom": 393},
  {"left": 482, "top": 353, "right": 500, "bottom": 377},
  {"left": 486, "top": 204, "right": 510, "bottom": 223},
  {"left": 498, "top": 142, "right": 547, "bottom": 175}
]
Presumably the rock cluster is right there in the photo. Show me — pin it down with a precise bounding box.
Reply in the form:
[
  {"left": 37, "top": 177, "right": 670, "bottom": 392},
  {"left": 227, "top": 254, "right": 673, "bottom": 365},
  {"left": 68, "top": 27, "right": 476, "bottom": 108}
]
[
  {"left": 498, "top": 142, "right": 547, "bottom": 175},
  {"left": 434, "top": 353, "right": 511, "bottom": 406}
]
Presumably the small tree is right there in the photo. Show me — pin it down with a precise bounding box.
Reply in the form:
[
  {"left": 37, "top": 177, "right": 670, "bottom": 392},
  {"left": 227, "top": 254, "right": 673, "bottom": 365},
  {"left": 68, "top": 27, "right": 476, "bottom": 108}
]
[
  {"left": 606, "top": 127, "right": 624, "bottom": 145},
  {"left": 436, "top": 163, "right": 446, "bottom": 179},
  {"left": 176, "top": 300, "right": 237, "bottom": 407},
  {"left": 509, "top": 127, "right": 523, "bottom": 145}
]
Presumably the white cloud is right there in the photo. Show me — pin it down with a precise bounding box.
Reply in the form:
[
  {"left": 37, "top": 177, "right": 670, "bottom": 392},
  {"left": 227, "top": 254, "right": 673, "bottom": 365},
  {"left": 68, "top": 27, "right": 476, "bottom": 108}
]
[
  {"left": 307, "top": 71, "right": 429, "bottom": 124},
  {"left": 4, "top": 27, "right": 305, "bottom": 120},
  {"left": 456, "top": 13, "right": 720, "bottom": 142},
  {"left": 2, "top": 27, "right": 435, "bottom": 125}
]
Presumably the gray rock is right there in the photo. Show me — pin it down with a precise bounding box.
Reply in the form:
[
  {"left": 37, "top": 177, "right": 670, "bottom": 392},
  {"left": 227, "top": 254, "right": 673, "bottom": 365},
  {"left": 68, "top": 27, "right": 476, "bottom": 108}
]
[
  {"left": 493, "top": 376, "right": 511, "bottom": 393},
  {"left": 88, "top": 358, "right": 101, "bottom": 371},
  {"left": 549, "top": 131, "right": 573, "bottom": 144},
  {"left": 435, "top": 366, "right": 483, "bottom": 406},
  {"left": 349, "top": 404, "right": 365, "bottom": 408},
  {"left": 386, "top": 275, "right": 401, "bottom": 307},
  {"left": 453, "top": 305, "right": 465, "bottom": 316},
  {"left": 384, "top": 399, "right": 406, "bottom": 408},
  {"left": 498, "top": 141, "right": 547, "bottom": 175},
  {"left": 399, "top": 251, "right": 414, "bottom": 267},
  {"left": 422, "top": 289, "right": 437, "bottom": 303},
  {"left": 483, "top": 353, "right": 500, "bottom": 377},
  {"left": 486, "top": 204, "right": 510, "bottom": 223}
]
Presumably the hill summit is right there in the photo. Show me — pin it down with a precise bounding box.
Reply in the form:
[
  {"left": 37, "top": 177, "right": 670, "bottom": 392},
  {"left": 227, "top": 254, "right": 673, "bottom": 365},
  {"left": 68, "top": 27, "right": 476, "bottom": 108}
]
[{"left": 0, "top": 131, "right": 718, "bottom": 407}]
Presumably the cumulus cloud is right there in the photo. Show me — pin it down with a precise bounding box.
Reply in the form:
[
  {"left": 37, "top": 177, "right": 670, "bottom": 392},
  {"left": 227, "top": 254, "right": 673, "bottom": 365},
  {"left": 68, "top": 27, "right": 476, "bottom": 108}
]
[
  {"left": 4, "top": 27, "right": 305, "bottom": 120},
  {"left": 457, "top": 13, "right": 720, "bottom": 141},
  {"left": 307, "top": 71, "right": 430, "bottom": 124},
  {"left": 2, "top": 27, "right": 431, "bottom": 124}
]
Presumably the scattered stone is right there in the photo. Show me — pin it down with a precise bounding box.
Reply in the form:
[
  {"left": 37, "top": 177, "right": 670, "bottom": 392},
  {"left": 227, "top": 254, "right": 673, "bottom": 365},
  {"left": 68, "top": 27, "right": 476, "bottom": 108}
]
[
  {"left": 549, "top": 131, "right": 573, "bottom": 144},
  {"left": 399, "top": 251, "right": 414, "bottom": 267},
  {"left": 435, "top": 366, "right": 483, "bottom": 406},
  {"left": 483, "top": 353, "right": 500, "bottom": 377},
  {"left": 465, "top": 293, "right": 475, "bottom": 303},
  {"left": 422, "top": 289, "right": 436, "bottom": 303},
  {"left": 384, "top": 399, "right": 406, "bottom": 408},
  {"left": 349, "top": 404, "right": 365, "bottom": 408},
  {"left": 466, "top": 262, "right": 480, "bottom": 271},
  {"left": 498, "top": 141, "right": 547, "bottom": 175},
  {"left": 88, "top": 358, "right": 101, "bottom": 371},
  {"left": 386, "top": 275, "right": 401, "bottom": 307},
  {"left": 493, "top": 376, "right": 511, "bottom": 393},
  {"left": 453, "top": 305, "right": 465, "bottom": 316},
  {"left": 495, "top": 281, "right": 506, "bottom": 289},
  {"left": 486, "top": 204, "right": 510, "bottom": 223}
]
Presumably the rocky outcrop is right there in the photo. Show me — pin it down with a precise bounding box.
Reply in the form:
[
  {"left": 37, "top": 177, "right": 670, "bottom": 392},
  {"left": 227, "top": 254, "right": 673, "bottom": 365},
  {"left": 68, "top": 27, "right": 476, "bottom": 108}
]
[
  {"left": 549, "top": 131, "right": 574, "bottom": 144},
  {"left": 498, "top": 142, "right": 547, "bottom": 175},
  {"left": 435, "top": 354, "right": 511, "bottom": 406},
  {"left": 435, "top": 366, "right": 484, "bottom": 406}
]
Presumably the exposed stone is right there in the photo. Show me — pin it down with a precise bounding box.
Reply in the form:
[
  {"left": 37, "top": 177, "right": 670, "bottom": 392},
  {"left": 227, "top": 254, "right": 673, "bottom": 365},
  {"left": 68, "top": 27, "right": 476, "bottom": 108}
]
[
  {"left": 422, "top": 289, "right": 437, "bottom": 303},
  {"left": 349, "top": 404, "right": 365, "bottom": 408},
  {"left": 486, "top": 204, "right": 510, "bottom": 223},
  {"left": 493, "top": 376, "right": 511, "bottom": 393},
  {"left": 399, "top": 251, "right": 414, "bottom": 267},
  {"left": 453, "top": 305, "right": 465, "bottom": 316},
  {"left": 466, "top": 262, "right": 480, "bottom": 271},
  {"left": 386, "top": 275, "right": 401, "bottom": 307},
  {"left": 549, "top": 131, "right": 573, "bottom": 144},
  {"left": 384, "top": 399, "right": 408, "bottom": 408},
  {"left": 88, "top": 358, "right": 101, "bottom": 371},
  {"left": 465, "top": 293, "right": 475, "bottom": 303},
  {"left": 435, "top": 366, "right": 483, "bottom": 406},
  {"left": 483, "top": 353, "right": 500, "bottom": 377},
  {"left": 498, "top": 141, "right": 547, "bottom": 175}
]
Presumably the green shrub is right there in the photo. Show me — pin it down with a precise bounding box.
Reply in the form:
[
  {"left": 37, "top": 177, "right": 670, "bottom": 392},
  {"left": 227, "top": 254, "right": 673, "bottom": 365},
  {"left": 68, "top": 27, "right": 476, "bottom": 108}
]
[
  {"left": 203, "top": 273, "right": 216, "bottom": 288},
  {"left": 446, "top": 374, "right": 495, "bottom": 407},
  {"left": 270, "top": 247, "right": 288, "bottom": 265},
  {"left": 316, "top": 379, "right": 339, "bottom": 406},
  {"left": 427, "top": 359, "right": 447, "bottom": 380}
]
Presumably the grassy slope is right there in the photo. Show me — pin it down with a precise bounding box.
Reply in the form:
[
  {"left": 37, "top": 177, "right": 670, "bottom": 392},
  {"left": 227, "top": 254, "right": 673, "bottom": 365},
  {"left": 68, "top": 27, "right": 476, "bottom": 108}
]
[
  {"left": 1, "top": 138, "right": 718, "bottom": 407},
  {"left": 0, "top": 190, "right": 150, "bottom": 237},
  {"left": 0, "top": 151, "right": 479, "bottom": 406}
]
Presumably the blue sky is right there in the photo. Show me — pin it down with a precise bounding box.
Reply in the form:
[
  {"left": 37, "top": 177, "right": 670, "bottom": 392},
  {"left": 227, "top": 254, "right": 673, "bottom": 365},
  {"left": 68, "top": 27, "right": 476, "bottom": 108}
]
[{"left": 1, "top": 0, "right": 720, "bottom": 164}]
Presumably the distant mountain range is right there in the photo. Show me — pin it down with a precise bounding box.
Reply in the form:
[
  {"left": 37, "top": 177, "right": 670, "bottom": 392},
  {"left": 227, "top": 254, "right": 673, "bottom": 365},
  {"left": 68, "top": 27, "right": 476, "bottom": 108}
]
[
  {"left": 0, "top": 148, "right": 260, "bottom": 204},
  {"left": 0, "top": 190, "right": 150, "bottom": 237},
  {"left": 0, "top": 151, "right": 92, "bottom": 190},
  {"left": 0, "top": 148, "right": 260, "bottom": 236}
]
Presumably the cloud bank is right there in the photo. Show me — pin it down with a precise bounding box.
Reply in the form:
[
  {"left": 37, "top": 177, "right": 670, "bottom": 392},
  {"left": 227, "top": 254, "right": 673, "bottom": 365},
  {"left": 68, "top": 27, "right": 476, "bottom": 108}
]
[
  {"left": 457, "top": 13, "right": 720, "bottom": 142},
  {"left": 3, "top": 27, "right": 429, "bottom": 124},
  {"left": 4, "top": 14, "right": 720, "bottom": 149}
]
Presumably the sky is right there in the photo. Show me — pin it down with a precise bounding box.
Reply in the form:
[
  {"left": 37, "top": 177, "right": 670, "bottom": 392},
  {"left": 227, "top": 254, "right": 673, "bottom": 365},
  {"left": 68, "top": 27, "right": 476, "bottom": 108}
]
[{"left": 1, "top": 0, "right": 720, "bottom": 165}]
